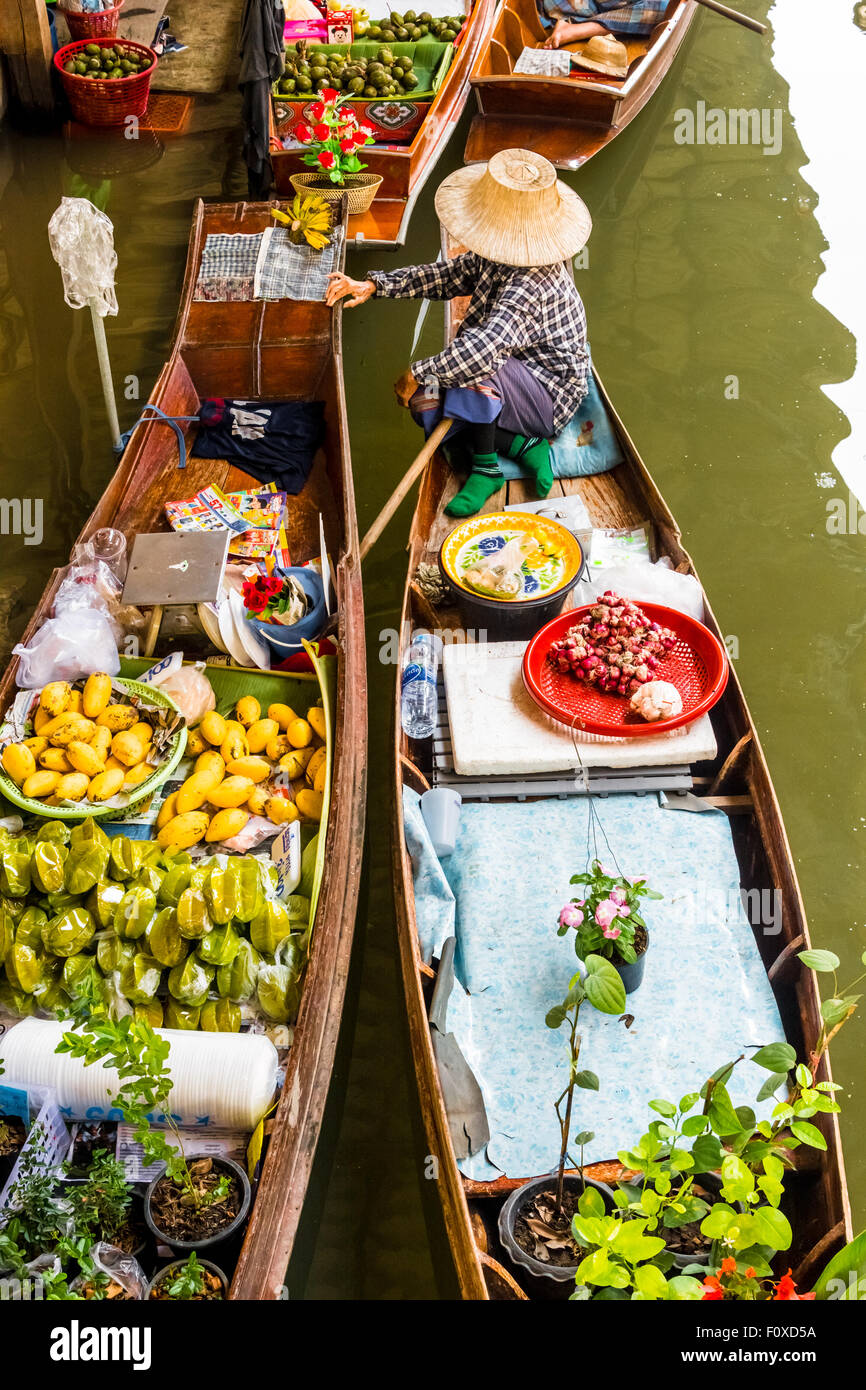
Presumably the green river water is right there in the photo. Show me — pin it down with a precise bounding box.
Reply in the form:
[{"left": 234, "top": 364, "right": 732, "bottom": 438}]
[{"left": 0, "top": 0, "right": 864, "bottom": 1298}]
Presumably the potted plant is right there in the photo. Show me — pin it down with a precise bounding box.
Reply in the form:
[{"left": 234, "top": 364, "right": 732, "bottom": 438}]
[
  {"left": 290, "top": 89, "right": 381, "bottom": 214},
  {"left": 147, "top": 1251, "right": 228, "bottom": 1301},
  {"left": 0, "top": 1114, "right": 26, "bottom": 1190},
  {"left": 64, "top": 1151, "right": 150, "bottom": 1262},
  {"left": 56, "top": 1014, "right": 251, "bottom": 1254},
  {"left": 497, "top": 954, "right": 626, "bottom": 1292},
  {"left": 558, "top": 859, "right": 661, "bottom": 994}
]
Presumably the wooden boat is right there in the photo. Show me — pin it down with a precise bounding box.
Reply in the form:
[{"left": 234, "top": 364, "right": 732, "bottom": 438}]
[
  {"left": 390, "top": 233, "right": 852, "bottom": 1300},
  {"left": 465, "top": 0, "right": 698, "bottom": 169},
  {"left": 0, "top": 199, "right": 367, "bottom": 1301},
  {"left": 271, "top": 0, "right": 497, "bottom": 249}
]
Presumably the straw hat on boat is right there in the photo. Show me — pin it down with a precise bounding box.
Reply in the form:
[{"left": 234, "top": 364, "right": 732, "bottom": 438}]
[
  {"left": 434, "top": 149, "right": 592, "bottom": 268},
  {"left": 569, "top": 34, "right": 629, "bottom": 78}
]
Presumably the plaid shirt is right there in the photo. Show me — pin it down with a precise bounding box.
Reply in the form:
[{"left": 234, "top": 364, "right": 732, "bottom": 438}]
[
  {"left": 368, "top": 253, "right": 588, "bottom": 436},
  {"left": 538, "top": 0, "right": 669, "bottom": 34}
]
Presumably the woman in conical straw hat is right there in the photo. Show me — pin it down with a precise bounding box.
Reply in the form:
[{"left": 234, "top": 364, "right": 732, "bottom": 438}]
[
  {"left": 326, "top": 149, "right": 592, "bottom": 518},
  {"left": 539, "top": 2, "right": 669, "bottom": 55}
]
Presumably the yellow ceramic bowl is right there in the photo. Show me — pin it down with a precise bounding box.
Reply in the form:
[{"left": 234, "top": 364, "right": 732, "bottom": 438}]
[{"left": 439, "top": 511, "right": 583, "bottom": 604}]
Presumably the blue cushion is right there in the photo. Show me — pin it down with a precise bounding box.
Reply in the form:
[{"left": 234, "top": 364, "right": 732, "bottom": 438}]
[{"left": 497, "top": 360, "right": 624, "bottom": 481}]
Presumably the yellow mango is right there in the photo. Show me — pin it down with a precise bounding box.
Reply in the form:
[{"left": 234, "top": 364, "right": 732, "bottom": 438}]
[
  {"left": 265, "top": 735, "right": 293, "bottom": 762},
  {"left": 43, "top": 713, "right": 95, "bottom": 747},
  {"left": 207, "top": 775, "right": 254, "bottom": 809},
  {"left": 200, "top": 711, "right": 227, "bottom": 746},
  {"left": 66, "top": 740, "right": 104, "bottom": 778},
  {"left": 308, "top": 706, "right": 327, "bottom": 743},
  {"left": 66, "top": 690, "right": 84, "bottom": 715},
  {"left": 83, "top": 672, "right": 112, "bottom": 719},
  {"left": 103, "top": 755, "right": 126, "bottom": 775},
  {"left": 313, "top": 762, "right": 328, "bottom": 795},
  {"left": 186, "top": 726, "right": 208, "bottom": 757},
  {"left": 39, "top": 681, "right": 72, "bottom": 718},
  {"left": 205, "top": 808, "right": 249, "bottom": 842},
  {"left": 280, "top": 748, "right": 314, "bottom": 782},
  {"left": 157, "top": 811, "right": 210, "bottom": 851},
  {"left": 225, "top": 756, "right": 270, "bottom": 784},
  {"left": 39, "top": 748, "right": 73, "bottom": 774},
  {"left": 195, "top": 751, "right": 226, "bottom": 784},
  {"left": 56, "top": 772, "right": 90, "bottom": 803},
  {"left": 33, "top": 707, "right": 52, "bottom": 734},
  {"left": 96, "top": 705, "right": 138, "bottom": 733},
  {"left": 267, "top": 703, "right": 296, "bottom": 731},
  {"left": 220, "top": 729, "right": 249, "bottom": 765},
  {"left": 265, "top": 795, "right": 299, "bottom": 826},
  {"left": 156, "top": 791, "right": 179, "bottom": 830},
  {"left": 2, "top": 743, "right": 36, "bottom": 786},
  {"left": 130, "top": 721, "right": 153, "bottom": 746},
  {"left": 247, "top": 785, "right": 270, "bottom": 816},
  {"left": 235, "top": 696, "right": 261, "bottom": 728},
  {"left": 295, "top": 788, "right": 323, "bottom": 821},
  {"left": 88, "top": 768, "right": 125, "bottom": 801},
  {"left": 305, "top": 747, "right": 327, "bottom": 787},
  {"left": 22, "top": 770, "right": 61, "bottom": 799},
  {"left": 24, "top": 736, "right": 49, "bottom": 759},
  {"left": 246, "top": 719, "right": 279, "bottom": 754},
  {"left": 111, "top": 731, "right": 148, "bottom": 768},
  {"left": 286, "top": 718, "right": 313, "bottom": 750},
  {"left": 124, "top": 762, "right": 152, "bottom": 789},
  {"left": 88, "top": 726, "right": 113, "bottom": 761},
  {"left": 176, "top": 771, "right": 220, "bottom": 814}
]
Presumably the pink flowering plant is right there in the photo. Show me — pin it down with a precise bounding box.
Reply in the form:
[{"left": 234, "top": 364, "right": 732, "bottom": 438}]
[
  {"left": 558, "top": 859, "right": 661, "bottom": 967},
  {"left": 295, "top": 90, "right": 375, "bottom": 185}
]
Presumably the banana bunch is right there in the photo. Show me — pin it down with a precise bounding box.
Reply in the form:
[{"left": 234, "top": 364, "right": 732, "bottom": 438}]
[
  {"left": 271, "top": 195, "right": 333, "bottom": 251},
  {"left": 157, "top": 695, "right": 328, "bottom": 852}
]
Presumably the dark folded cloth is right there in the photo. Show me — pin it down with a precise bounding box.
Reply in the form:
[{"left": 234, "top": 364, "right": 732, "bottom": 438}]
[{"left": 192, "top": 399, "right": 325, "bottom": 494}]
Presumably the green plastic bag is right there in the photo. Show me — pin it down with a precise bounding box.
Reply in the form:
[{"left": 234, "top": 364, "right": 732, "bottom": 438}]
[{"left": 217, "top": 938, "right": 261, "bottom": 1002}]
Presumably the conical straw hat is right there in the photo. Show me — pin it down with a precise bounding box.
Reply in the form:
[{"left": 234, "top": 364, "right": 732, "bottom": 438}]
[
  {"left": 569, "top": 34, "right": 629, "bottom": 78},
  {"left": 434, "top": 149, "right": 592, "bottom": 268}
]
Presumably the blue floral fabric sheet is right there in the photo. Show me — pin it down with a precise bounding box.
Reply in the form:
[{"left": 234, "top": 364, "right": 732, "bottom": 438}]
[{"left": 404, "top": 790, "right": 785, "bottom": 1181}]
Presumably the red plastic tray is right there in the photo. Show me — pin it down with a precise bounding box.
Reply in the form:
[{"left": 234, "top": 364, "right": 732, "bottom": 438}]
[{"left": 522, "top": 602, "right": 729, "bottom": 737}]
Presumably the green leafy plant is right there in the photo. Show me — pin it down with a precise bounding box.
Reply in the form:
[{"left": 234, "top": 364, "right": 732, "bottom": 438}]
[
  {"left": 66, "top": 1150, "right": 132, "bottom": 1247},
  {"left": 545, "top": 955, "right": 626, "bottom": 1212},
  {"left": 569, "top": 1184, "right": 704, "bottom": 1301},
  {"left": 166, "top": 1251, "right": 207, "bottom": 1300},
  {"left": 559, "top": 860, "right": 662, "bottom": 966}
]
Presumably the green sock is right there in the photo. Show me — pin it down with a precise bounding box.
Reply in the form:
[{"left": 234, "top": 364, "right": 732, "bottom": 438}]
[
  {"left": 509, "top": 434, "right": 553, "bottom": 498},
  {"left": 445, "top": 452, "right": 504, "bottom": 517}
]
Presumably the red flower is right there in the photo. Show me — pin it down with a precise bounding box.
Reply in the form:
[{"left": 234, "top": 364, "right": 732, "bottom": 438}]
[
  {"left": 720, "top": 1257, "right": 737, "bottom": 1276},
  {"left": 700, "top": 1275, "right": 724, "bottom": 1301},
  {"left": 245, "top": 592, "right": 268, "bottom": 615},
  {"left": 313, "top": 122, "right": 330, "bottom": 141},
  {"left": 310, "top": 100, "right": 325, "bottom": 120},
  {"left": 317, "top": 150, "right": 335, "bottom": 170},
  {"left": 772, "top": 1271, "right": 816, "bottom": 1302},
  {"left": 295, "top": 122, "right": 312, "bottom": 143},
  {"left": 352, "top": 128, "right": 370, "bottom": 146},
  {"left": 321, "top": 87, "right": 338, "bottom": 102},
  {"left": 339, "top": 137, "right": 355, "bottom": 153}
]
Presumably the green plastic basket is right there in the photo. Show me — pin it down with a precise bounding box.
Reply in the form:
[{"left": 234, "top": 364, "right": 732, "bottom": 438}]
[{"left": 0, "top": 677, "right": 188, "bottom": 823}]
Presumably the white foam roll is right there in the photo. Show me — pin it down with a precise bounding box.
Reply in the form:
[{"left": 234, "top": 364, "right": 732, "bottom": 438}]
[{"left": 0, "top": 1019, "right": 279, "bottom": 1131}]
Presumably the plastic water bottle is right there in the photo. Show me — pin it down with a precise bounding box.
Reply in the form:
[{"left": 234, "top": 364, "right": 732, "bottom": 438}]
[{"left": 401, "top": 630, "right": 443, "bottom": 739}]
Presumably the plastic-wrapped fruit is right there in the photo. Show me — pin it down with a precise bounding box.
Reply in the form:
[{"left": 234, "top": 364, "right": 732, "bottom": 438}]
[
  {"left": 167, "top": 954, "right": 214, "bottom": 1007},
  {"left": 147, "top": 907, "right": 189, "bottom": 967},
  {"left": 217, "top": 938, "right": 262, "bottom": 1002},
  {"left": 41, "top": 907, "right": 95, "bottom": 957},
  {"left": 135, "top": 998, "right": 164, "bottom": 1028},
  {"left": 87, "top": 879, "right": 125, "bottom": 929},
  {"left": 249, "top": 899, "right": 294, "bottom": 956},
  {"left": 96, "top": 934, "right": 137, "bottom": 975},
  {"left": 158, "top": 856, "right": 193, "bottom": 908},
  {"left": 109, "top": 836, "right": 146, "bottom": 881},
  {"left": 177, "top": 880, "right": 212, "bottom": 940},
  {"left": 31, "top": 841, "right": 67, "bottom": 895},
  {"left": 113, "top": 886, "right": 157, "bottom": 941},
  {"left": 256, "top": 940, "right": 303, "bottom": 1023},
  {"left": 164, "top": 999, "right": 201, "bottom": 1030},
  {"left": 5, "top": 941, "right": 42, "bottom": 993},
  {"left": 0, "top": 909, "right": 14, "bottom": 960},
  {"left": 200, "top": 998, "right": 241, "bottom": 1033},
  {"left": 1, "top": 839, "right": 32, "bottom": 898},
  {"left": 15, "top": 907, "right": 47, "bottom": 951},
  {"left": 197, "top": 922, "right": 240, "bottom": 967},
  {"left": 118, "top": 954, "right": 162, "bottom": 1004},
  {"left": 227, "top": 857, "right": 265, "bottom": 924},
  {"left": 65, "top": 845, "right": 109, "bottom": 897}
]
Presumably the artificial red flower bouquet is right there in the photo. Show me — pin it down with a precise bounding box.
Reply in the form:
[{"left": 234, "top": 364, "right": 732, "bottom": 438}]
[
  {"left": 295, "top": 90, "right": 375, "bottom": 185},
  {"left": 242, "top": 573, "right": 284, "bottom": 619}
]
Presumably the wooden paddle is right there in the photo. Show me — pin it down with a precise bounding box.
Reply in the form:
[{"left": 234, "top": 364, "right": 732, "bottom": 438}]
[
  {"left": 359, "top": 416, "right": 453, "bottom": 562},
  {"left": 692, "top": 0, "right": 767, "bottom": 35}
]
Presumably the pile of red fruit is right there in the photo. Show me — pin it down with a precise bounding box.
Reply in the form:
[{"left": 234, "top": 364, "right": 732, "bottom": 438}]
[{"left": 549, "top": 592, "right": 677, "bottom": 697}]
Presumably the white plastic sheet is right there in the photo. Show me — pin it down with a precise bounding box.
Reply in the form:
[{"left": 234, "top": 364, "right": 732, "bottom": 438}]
[{"left": 47, "top": 197, "right": 118, "bottom": 318}]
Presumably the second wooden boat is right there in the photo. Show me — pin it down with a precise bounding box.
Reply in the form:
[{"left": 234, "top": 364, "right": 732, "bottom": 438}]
[
  {"left": 390, "top": 232, "right": 851, "bottom": 1300},
  {"left": 465, "top": 0, "right": 698, "bottom": 169},
  {"left": 271, "top": 0, "right": 497, "bottom": 249}
]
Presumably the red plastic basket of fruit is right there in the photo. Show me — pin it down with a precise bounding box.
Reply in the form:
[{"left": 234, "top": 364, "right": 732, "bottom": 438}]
[
  {"left": 55, "top": 37, "right": 157, "bottom": 126},
  {"left": 56, "top": 2, "right": 124, "bottom": 41},
  {"left": 522, "top": 597, "right": 729, "bottom": 737}
]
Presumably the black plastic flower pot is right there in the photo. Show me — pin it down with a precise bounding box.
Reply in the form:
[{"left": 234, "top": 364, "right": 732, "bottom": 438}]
[
  {"left": 612, "top": 936, "right": 649, "bottom": 994},
  {"left": 497, "top": 1171, "right": 615, "bottom": 1299},
  {"left": 146, "top": 1257, "right": 229, "bottom": 1301},
  {"left": 440, "top": 566, "right": 583, "bottom": 643},
  {"left": 143, "top": 1157, "right": 252, "bottom": 1256}
]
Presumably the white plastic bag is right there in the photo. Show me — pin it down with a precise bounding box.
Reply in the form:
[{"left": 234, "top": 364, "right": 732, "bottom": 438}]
[
  {"left": 574, "top": 555, "right": 705, "bottom": 621},
  {"left": 47, "top": 198, "right": 118, "bottom": 318},
  {"left": 12, "top": 609, "right": 120, "bottom": 688},
  {"left": 150, "top": 663, "right": 216, "bottom": 725}
]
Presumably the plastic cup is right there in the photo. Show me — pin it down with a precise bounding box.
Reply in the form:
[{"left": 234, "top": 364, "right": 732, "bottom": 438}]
[
  {"left": 420, "top": 788, "right": 463, "bottom": 858},
  {"left": 91, "top": 527, "right": 128, "bottom": 580}
]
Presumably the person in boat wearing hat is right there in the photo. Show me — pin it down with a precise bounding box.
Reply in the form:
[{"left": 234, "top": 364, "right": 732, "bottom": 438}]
[
  {"left": 540, "top": 1, "right": 668, "bottom": 56},
  {"left": 325, "top": 149, "right": 591, "bottom": 518}
]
